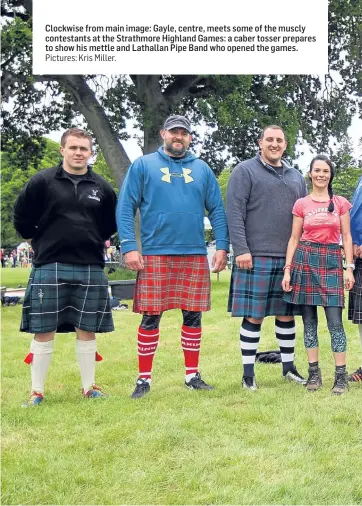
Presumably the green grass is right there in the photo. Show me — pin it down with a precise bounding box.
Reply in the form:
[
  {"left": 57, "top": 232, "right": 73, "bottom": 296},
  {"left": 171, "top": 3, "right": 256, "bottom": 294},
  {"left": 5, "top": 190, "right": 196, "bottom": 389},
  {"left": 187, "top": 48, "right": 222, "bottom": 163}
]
[
  {"left": 1, "top": 270, "right": 362, "bottom": 505},
  {"left": 1, "top": 267, "right": 32, "bottom": 288},
  {"left": 106, "top": 266, "right": 137, "bottom": 280}
]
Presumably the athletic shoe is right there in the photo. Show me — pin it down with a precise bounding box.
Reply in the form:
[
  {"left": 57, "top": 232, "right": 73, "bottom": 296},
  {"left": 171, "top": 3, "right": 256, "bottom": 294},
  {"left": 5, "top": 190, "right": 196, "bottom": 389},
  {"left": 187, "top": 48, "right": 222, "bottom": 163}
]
[
  {"left": 283, "top": 367, "right": 307, "bottom": 385},
  {"left": 331, "top": 370, "right": 349, "bottom": 395},
  {"left": 22, "top": 391, "right": 44, "bottom": 407},
  {"left": 185, "top": 372, "right": 214, "bottom": 390},
  {"left": 131, "top": 378, "right": 150, "bottom": 399},
  {"left": 348, "top": 367, "right": 362, "bottom": 382},
  {"left": 306, "top": 367, "right": 322, "bottom": 392},
  {"left": 82, "top": 384, "right": 108, "bottom": 398},
  {"left": 242, "top": 376, "right": 258, "bottom": 391}
]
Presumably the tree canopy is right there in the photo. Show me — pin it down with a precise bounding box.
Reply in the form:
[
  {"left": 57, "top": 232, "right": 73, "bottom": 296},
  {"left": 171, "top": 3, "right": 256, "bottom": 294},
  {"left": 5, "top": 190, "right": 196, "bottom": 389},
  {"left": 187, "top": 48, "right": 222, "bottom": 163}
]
[{"left": 1, "top": 0, "right": 361, "bottom": 183}]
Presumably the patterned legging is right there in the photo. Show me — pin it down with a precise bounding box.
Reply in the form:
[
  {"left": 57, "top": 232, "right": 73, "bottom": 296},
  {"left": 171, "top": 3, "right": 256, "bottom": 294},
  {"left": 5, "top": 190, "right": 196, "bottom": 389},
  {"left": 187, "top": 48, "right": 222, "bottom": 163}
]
[{"left": 302, "top": 306, "right": 347, "bottom": 353}]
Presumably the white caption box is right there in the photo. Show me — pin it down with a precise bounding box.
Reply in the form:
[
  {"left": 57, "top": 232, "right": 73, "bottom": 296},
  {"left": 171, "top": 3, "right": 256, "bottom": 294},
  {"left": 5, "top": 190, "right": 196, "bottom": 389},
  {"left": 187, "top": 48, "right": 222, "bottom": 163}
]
[{"left": 33, "top": 0, "right": 328, "bottom": 75}]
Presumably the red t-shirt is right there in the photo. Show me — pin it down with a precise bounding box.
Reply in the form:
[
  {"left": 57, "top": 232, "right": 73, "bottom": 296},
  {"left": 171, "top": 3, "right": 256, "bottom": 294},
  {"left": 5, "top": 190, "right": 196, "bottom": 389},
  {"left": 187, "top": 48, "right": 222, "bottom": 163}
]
[{"left": 292, "top": 195, "right": 352, "bottom": 244}]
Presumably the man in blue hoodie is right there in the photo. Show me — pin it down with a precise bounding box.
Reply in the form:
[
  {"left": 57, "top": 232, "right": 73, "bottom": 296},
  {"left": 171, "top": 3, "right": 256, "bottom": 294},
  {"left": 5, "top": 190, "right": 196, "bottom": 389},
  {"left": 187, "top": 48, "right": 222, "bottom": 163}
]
[
  {"left": 348, "top": 175, "right": 362, "bottom": 382},
  {"left": 117, "top": 115, "right": 229, "bottom": 398}
]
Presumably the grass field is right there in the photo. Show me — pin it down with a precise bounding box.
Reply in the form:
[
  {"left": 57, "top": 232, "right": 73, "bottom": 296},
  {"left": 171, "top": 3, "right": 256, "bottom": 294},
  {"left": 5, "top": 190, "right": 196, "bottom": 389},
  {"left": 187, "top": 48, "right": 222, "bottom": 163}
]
[
  {"left": 1, "top": 269, "right": 362, "bottom": 505},
  {"left": 1, "top": 266, "right": 32, "bottom": 288}
]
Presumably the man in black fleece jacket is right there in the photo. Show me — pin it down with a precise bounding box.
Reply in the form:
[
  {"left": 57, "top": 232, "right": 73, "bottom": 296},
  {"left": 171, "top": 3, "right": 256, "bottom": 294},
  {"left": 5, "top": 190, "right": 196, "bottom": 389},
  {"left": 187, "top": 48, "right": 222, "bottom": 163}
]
[
  {"left": 227, "top": 125, "right": 307, "bottom": 390},
  {"left": 14, "top": 128, "right": 117, "bottom": 406}
]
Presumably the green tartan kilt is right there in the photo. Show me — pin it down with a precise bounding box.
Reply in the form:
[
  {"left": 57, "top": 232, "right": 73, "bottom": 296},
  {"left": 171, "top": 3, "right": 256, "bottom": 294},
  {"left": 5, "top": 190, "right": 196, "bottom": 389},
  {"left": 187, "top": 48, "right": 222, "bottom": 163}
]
[{"left": 20, "top": 263, "right": 114, "bottom": 334}]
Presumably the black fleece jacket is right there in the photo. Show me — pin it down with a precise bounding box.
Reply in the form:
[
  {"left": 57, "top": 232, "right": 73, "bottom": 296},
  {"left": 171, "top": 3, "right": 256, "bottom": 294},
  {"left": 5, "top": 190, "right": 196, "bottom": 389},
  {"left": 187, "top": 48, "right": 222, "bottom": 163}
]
[{"left": 13, "top": 163, "right": 117, "bottom": 266}]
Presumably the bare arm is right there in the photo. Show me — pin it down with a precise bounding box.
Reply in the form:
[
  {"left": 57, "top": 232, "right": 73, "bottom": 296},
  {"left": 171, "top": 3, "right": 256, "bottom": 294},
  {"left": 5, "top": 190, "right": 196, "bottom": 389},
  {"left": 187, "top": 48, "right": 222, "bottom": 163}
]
[{"left": 282, "top": 216, "right": 303, "bottom": 292}]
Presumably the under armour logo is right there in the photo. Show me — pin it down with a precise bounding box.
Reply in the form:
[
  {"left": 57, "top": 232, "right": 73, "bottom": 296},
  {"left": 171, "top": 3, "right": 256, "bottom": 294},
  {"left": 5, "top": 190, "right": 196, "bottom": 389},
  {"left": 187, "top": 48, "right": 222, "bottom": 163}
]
[
  {"left": 160, "top": 167, "right": 194, "bottom": 184},
  {"left": 92, "top": 189, "right": 98, "bottom": 196}
]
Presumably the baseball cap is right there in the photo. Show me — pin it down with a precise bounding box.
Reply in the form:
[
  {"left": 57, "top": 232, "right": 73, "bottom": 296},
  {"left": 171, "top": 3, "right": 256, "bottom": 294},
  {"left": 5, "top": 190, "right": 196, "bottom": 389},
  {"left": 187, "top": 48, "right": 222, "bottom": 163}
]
[{"left": 163, "top": 115, "right": 191, "bottom": 133}]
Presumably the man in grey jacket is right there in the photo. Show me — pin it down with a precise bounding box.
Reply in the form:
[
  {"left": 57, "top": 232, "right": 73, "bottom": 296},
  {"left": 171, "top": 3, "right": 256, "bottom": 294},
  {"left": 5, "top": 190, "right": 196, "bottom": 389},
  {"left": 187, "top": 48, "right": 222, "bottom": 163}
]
[{"left": 227, "top": 125, "right": 307, "bottom": 390}]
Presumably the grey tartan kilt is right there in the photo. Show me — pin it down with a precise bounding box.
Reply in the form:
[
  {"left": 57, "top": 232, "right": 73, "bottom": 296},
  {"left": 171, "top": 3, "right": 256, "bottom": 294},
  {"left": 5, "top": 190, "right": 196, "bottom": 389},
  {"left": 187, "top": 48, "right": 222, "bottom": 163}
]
[{"left": 20, "top": 263, "right": 114, "bottom": 334}]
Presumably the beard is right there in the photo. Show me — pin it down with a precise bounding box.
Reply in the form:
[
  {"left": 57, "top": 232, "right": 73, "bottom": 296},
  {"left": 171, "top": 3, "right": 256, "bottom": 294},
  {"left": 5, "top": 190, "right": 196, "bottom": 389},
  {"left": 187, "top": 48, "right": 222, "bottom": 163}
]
[{"left": 164, "top": 140, "right": 187, "bottom": 157}]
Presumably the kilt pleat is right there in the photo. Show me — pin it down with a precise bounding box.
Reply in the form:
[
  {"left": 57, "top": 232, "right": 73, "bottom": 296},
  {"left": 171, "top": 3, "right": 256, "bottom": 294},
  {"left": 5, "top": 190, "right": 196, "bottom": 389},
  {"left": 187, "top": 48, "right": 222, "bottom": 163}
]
[
  {"left": 20, "top": 263, "right": 114, "bottom": 333},
  {"left": 283, "top": 242, "right": 344, "bottom": 307},
  {"left": 348, "top": 258, "right": 362, "bottom": 323},
  {"left": 133, "top": 255, "right": 211, "bottom": 314},
  {"left": 228, "top": 256, "right": 300, "bottom": 318}
]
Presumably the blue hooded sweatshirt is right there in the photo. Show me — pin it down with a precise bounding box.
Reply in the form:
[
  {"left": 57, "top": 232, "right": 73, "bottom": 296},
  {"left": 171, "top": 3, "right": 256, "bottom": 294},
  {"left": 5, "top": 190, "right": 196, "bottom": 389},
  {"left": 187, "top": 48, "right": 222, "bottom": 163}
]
[
  {"left": 351, "top": 175, "right": 362, "bottom": 246},
  {"left": 117, "top": 147, "right": 229, "bottom": 255}
]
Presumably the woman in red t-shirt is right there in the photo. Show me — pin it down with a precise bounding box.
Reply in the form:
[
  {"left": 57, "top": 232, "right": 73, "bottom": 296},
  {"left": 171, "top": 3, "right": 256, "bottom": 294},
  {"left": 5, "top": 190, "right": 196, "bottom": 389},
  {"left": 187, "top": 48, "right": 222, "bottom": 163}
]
[{"left": 282, "top": 155, "right": 354, "bottom": 395}]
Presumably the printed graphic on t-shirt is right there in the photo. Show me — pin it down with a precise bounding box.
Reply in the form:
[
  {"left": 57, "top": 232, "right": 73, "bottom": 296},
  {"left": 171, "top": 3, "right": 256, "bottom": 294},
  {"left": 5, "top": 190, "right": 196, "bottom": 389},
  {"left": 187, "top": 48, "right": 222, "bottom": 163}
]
[{"left": 304, "top": 207, "right": 338, "bottom": 227}]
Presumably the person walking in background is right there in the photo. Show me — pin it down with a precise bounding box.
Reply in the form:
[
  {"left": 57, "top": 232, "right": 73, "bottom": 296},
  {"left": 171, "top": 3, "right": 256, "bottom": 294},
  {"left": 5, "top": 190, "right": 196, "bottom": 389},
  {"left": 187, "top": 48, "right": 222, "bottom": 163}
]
[
  {"left": 0, "top": 248, "right": 5, "bottom": 268},
  {"left": 227, "top": 125, "right": 307, "bottom": 391},
  {"left": 347, "top": 174, "right": 362, "bottom": 383},
  {"left": 117, "top": 115, "right": 229, "bottom": 399},
  {"left": 282, "top": 155, "right": 354, "bottom": 395},
  {"left": 11, "top": 250, "right": 17, "bottom": 268},
  {"left": 14, "top": 128, "right": 117, "bottom": 406}
]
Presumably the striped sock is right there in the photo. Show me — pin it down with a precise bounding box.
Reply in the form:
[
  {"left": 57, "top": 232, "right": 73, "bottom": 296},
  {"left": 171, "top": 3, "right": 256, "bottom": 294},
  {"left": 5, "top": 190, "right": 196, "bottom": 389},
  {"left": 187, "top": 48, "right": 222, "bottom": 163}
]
[
  {"left": 240, "top": 318, "right": 261, "bottom": 377},
  {"left": 181, "top": 325, "right": 201, "bottom": 379},
  {"left": 137, "top": 327, "right": 159, "bottom": 381},
  {"left": 275, "top": 319, "right": 296, "bottom": 375}
]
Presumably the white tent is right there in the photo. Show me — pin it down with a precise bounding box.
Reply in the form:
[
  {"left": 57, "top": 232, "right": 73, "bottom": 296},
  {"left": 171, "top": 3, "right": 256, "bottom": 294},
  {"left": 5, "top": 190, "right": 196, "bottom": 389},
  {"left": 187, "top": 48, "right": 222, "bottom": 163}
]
[{"left": 17, "top": 242, "right": 30, "bottom": 251}]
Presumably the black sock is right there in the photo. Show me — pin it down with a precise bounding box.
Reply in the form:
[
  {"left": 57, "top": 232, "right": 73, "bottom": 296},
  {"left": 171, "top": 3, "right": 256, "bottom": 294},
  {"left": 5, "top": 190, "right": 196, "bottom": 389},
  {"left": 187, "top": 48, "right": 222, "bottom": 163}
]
[
  {"left": 336, "top": 364, "right": 346, "bottom": 373},
  {"left": 309, "top": 361, "right": 319, "bottom": 368}
]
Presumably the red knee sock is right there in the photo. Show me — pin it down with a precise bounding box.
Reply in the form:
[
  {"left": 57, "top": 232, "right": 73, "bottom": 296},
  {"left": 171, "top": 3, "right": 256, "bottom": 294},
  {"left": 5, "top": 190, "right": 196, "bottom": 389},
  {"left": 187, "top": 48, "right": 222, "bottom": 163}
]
[
  {"left": 137, "top": 327, "right": 159, "bottom": 380},
  {"left": 181, "top": 325, "right": 201, "bottom": 376}
]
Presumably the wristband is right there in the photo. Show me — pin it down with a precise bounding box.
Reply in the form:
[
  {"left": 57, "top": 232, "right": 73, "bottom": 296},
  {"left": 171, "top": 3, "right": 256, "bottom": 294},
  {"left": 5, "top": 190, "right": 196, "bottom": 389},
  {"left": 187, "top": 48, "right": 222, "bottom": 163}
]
[
  {"left": 345, "top": 263, "right": 355, "bottom": 271},
  {"left": 283, "top": 265, "right": 291, "bottom": 271}
]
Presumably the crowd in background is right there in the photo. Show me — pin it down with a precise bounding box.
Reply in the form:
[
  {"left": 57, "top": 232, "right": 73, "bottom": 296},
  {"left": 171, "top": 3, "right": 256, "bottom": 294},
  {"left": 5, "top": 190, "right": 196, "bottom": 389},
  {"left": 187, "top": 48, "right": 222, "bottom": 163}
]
[{"left": 0, "top": 247, "right": 33, "bottom": 268}]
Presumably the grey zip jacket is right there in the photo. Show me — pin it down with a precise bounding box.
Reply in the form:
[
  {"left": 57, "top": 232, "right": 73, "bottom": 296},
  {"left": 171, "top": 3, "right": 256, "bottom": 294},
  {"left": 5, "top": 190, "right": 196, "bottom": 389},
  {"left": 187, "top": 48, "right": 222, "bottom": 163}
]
[{"left": 226, "top": 153, "right": 307, "bottom": 258}]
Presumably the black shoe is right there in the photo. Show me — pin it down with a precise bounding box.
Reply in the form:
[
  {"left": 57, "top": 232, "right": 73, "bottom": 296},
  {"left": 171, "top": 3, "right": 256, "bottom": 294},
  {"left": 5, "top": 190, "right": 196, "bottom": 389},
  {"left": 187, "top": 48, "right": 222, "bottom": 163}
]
[
  {"left": 283, "top": 366, "right": 307, "bottom": 385},
  {"left": 242, "top": 376, "right": 258, "bottom": 391},
  {"left": 348, "top": 367, "right": 362, "bottom": 382},
  {"left": 131, "top": 378, "right": 150, "bottom": 399},
  {"left": 306, "top": 367, "right": 322, "bottom": 392},
  {"left": 185, "top": 372, "right": 214, "bottom": 390},
  {"left": 331, "top": 370, "right": 349, "bottom": 395}
]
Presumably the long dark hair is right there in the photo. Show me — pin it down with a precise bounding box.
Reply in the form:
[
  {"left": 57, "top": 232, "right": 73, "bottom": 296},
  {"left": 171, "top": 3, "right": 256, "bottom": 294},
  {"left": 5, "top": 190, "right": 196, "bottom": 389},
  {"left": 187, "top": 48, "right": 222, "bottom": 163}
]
[{"left": 309, "top": 155, "right": 335, "bottom": 213}]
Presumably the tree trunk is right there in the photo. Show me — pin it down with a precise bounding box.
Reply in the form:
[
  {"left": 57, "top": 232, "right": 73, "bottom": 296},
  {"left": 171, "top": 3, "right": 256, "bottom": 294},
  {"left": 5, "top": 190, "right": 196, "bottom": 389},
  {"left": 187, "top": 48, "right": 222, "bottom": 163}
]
[{"left": 57, "top": 75, "right": 131, "bottom": 188}]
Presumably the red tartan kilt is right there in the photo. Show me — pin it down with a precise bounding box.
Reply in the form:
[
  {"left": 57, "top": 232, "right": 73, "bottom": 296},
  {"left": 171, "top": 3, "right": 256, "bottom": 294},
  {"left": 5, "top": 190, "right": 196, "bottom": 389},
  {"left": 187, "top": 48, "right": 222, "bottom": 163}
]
[{"left": 133, "top": 255, "right": 211, "bottom": 314}]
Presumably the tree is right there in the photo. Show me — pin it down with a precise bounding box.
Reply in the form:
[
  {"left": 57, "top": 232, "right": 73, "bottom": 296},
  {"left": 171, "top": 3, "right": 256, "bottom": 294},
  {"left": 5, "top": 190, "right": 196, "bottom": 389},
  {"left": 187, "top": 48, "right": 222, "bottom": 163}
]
[
  {"left": 217, "top": 167, "right": 232, "bottom": 205},
  {"left": 0, "top": 138, "right": 62, "bottom": 247},
  {"left": 332, "top": 136, "right": 362, "bottom": 201},
  {"left": 1, "top": 0, "right": 361, "bottom": 183}
]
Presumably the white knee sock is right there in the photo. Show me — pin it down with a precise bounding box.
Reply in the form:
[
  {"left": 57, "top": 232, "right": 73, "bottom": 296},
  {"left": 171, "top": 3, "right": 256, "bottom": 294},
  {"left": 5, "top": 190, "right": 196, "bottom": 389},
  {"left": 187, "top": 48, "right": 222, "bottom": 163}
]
[
  {"left": 76, "top": 339, "right": 97, "bottom": 393},
  {"left": 30, "top": 339, "right": 54, "bottom": 394}
]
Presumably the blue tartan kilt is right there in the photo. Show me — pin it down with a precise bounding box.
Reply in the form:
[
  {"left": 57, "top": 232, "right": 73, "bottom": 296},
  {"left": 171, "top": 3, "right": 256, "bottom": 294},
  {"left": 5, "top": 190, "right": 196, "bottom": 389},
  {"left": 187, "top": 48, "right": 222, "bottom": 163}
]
[
  {"left": 228, "top": 256, "right": 300, "bottom": 318},
  {"left": 348, "top": 258, "right": 362, "bottom": 323},
  {"left": 20, "top": 263, "right": 114, "bottom": 334}
]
